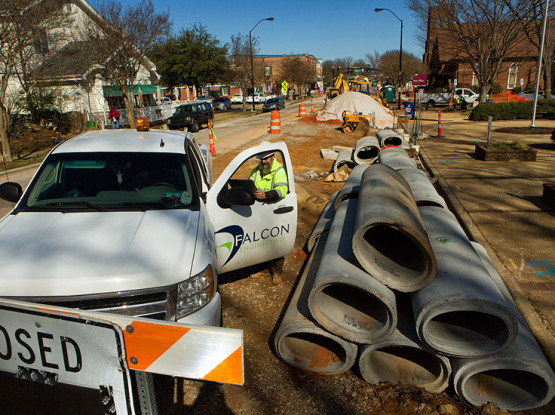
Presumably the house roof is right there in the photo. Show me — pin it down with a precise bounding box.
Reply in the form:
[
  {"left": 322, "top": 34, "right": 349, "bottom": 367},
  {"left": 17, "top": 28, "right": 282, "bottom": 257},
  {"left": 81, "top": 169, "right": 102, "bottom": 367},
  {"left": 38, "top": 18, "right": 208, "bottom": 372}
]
[{"left": 38, "top": 40, "right": 106, "bottom": 80}]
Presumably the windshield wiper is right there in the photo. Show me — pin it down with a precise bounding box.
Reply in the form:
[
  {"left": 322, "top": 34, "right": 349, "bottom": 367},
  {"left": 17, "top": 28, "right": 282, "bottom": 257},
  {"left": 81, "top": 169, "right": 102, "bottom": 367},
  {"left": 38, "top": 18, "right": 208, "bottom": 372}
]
[{"left": 43, "top": 201, "right": 105, "bottom": 212}]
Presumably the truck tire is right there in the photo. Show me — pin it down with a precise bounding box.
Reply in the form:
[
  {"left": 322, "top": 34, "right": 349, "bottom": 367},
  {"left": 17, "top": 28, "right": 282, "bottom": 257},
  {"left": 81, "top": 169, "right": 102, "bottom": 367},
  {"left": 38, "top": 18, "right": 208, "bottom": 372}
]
[
  {"left": 190, "top": 121, "right": 199, "bottom": 132},
  {"left": 426, "top": 100, "right": 435, "bottom": 110}
]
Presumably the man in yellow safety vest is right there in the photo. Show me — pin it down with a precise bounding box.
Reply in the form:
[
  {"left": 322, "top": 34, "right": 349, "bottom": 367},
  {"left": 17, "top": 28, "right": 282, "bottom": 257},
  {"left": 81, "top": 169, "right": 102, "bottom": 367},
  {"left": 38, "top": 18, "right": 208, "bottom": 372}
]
[
  {"left": 249, "top": 151, "right": 288, "bottom": 203},
  {"left": 248, "top": 151, "right": 289, "bottom": 284}
]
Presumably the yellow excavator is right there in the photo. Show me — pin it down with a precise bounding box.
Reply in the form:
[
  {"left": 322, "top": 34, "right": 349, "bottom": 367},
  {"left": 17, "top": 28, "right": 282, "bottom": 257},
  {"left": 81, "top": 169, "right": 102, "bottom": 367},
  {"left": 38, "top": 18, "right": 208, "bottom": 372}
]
[
  {"left": 341, "top": 110, "right": 372, "bottom": 134},
  {"left": 328, "top": 73, "right": 350, "bottom": 99}
]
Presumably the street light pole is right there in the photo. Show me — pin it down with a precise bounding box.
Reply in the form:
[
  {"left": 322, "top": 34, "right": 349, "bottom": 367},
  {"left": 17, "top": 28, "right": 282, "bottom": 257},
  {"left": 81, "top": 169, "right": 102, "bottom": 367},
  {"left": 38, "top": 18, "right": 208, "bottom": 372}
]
[
  {"left": 375, "top": 8, "right": 403, "bottom": 109},
  {"left": 249, "top": 17, "right": 274, "bottom": 112}
]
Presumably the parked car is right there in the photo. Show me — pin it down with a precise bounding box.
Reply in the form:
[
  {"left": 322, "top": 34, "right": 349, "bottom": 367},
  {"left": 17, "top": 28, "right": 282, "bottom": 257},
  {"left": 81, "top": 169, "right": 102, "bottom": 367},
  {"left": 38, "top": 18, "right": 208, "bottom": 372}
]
[
  {"left": 197, "top": 95, "right": 213, "bottom": 103},
  {"left": 231, "top": 94, "right": 243, "bottom": 104},
  {"left": 262, "top": 97, "right": 285, "bottom": 112},
  {"left": 167, "top": 101, "right": 214, "bottom": 132},
  {"left": 159, "top": 97, "right": 172, "bottom": 105},
  {"left": 246, "top": 93, "right": 262, "bottom": 103},
  {"left": 518, "top": 90, "right": 545, "bottom": 101},
  {"left": 213, "top": 96, "right": 232, "bottom": 111}
]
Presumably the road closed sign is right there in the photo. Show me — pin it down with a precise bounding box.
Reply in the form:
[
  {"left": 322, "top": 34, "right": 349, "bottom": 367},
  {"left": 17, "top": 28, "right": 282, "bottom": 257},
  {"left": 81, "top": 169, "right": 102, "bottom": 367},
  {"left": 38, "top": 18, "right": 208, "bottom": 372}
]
[{"left": 0, "top": 300, "right": 133, "bottom": 414}]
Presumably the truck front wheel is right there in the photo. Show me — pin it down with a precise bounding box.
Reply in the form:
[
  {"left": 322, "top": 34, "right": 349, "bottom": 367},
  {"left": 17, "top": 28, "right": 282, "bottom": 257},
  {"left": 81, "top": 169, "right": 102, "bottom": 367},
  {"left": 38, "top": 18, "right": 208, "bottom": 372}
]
[{"left": 426, "top": 100, "right": 435, "bottom": 110}]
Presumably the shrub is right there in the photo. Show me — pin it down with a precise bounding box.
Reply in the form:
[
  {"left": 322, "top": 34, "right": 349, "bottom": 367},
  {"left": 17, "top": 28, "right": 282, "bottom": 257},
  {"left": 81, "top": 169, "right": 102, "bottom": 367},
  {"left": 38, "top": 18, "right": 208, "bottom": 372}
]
[
  {"left": 25, "top": 92, "right": 76, "bottom": 134},
  {"left": 470, "top": 99, "right": 555, "bottom": 121},
  {"left": 490, "top": 83, "right": 503, "bottom": 94},
  {"left": 486, "top": 140, "right": 529, "bottom": 151}
]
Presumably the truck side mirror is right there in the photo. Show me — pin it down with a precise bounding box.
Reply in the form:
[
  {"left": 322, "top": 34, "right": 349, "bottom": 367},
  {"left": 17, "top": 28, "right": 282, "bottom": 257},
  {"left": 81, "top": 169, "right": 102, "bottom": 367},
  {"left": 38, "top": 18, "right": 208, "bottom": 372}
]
[
  {"left": 0, "top": 182, "right": 23, "bottom": 203},
  {"left": 217, "top": 187, "right": 255, "bottom": 208}
]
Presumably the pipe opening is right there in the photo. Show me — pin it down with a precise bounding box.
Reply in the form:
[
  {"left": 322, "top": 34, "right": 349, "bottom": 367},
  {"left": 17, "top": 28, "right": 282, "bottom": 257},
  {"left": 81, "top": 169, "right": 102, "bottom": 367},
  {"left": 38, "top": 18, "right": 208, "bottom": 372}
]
[
  {"left": 280, "top": 332, "right": 349, "bottom": 372},
  {"left": 356, "top": 147, "right": 379, "bottom": 161},
  {"left": 416, "top": 200, "right": 445, "bottom": 208},
  {"left": 361, "top": 346, "right": 444, "bottom": 385},
  {"left": 464, "top": 369, "right": 549, "bottom": 409},
  {"left": 315, "top": 283, "right": 389, "bottom": 336},
  {"left": 363, "top": 224, "right": 427, "bottom": 275},
  {"left": 382, "top": 136, "right": 403, "bottom": 147},
  {"left": 426, "top": 311, "right": 508, "bottom": 355}
]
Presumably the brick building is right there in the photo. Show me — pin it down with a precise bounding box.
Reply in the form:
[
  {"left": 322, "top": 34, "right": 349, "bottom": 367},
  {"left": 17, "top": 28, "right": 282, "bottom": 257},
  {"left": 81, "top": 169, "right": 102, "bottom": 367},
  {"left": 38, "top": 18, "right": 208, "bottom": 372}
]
[
  {"left": 253, "top": 53, "right": 321, "bottom": 94},
  {"left": 423, "top": 7, "right": 554, "bottom": 92}
]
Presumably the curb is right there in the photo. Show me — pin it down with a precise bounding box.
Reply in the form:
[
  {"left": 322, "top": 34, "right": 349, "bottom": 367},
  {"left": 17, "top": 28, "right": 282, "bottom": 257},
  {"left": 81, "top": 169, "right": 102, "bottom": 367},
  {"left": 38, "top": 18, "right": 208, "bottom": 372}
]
[{"left": 418, "top": 145, "right": 555, "bottom": 370}]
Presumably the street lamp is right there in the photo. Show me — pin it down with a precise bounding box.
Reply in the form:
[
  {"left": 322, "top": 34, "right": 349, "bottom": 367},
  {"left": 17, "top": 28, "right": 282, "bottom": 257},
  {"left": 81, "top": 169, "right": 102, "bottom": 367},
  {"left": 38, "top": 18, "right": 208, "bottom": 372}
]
[
  {"left": 375, "top": 8, "right": 403, "bottom": 109},
  {"left": 249, "top": 17, "right": 274, "bottom": 112}
]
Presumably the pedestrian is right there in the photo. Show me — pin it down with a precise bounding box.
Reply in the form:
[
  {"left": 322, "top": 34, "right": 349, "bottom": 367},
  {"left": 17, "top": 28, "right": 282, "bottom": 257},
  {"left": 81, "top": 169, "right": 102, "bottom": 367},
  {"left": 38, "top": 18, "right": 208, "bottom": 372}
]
[
  {"left": 248, "top": 151, "right": 289, "bottom": 284},
  {"left": 109, "top": 105, "right": 120, "bottom": 129},
  {"left": 249, "top": 151, "right": 288, "bottom": 203}
]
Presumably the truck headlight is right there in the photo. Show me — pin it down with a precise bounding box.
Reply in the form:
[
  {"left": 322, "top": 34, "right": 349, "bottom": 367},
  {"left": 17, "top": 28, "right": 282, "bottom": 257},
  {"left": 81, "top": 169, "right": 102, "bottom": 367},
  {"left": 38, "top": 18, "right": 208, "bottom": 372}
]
[{"left": 176, "top": 265, "right": 216, "bottom": 319}]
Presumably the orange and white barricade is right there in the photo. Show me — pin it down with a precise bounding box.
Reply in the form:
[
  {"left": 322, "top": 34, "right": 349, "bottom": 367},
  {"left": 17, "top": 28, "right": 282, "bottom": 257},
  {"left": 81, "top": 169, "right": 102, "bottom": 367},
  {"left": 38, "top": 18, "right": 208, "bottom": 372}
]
[
  {"left": 270, "top": 110, "right": 281, "bottom": 134},
  {"left": 298, "top": 103, "right": 306, "bottom": 117}
]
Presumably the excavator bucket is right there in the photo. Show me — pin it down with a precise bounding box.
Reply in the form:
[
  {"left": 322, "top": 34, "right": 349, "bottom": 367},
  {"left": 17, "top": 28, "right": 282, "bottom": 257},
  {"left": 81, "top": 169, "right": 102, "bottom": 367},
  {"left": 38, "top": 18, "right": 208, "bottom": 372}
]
[{"left": 354, "top": 117, "right": 370, "bottom": 136}]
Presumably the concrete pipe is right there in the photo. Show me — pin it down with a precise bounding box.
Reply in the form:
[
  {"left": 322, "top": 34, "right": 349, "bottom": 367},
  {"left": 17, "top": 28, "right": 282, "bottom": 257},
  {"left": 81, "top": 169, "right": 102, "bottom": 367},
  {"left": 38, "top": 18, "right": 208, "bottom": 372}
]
[
  {"left": 333, "top": 149, "right": 356, "bottom": 174},
  {"left": 308, "top": 198, "right": 397, "bottom": 344},
  {"left": 275, "top": 232, "right": 358, "bottom": 374},
  {"left": 306, "top": 192, "right": 338, "bottom": 253},
  {"left": 359, "top": 298, "right": 451, "bottom": 393},
  {"left": 352, "top": 164, "right": 436, "bottom": 292},
  {"left": 353, "top": 136, "right": 380, "bottom": 165},
  {"left": 451, "top": 242, "right": 555, "bottom": 411},
  {"left": 334, "top": 165, "right": 368, "bottom": 209},
  {"left": 376, "top": 129, "right": 404, "bottom": 148},
  {"left": 378, "top": 147, "right": 418, "bottom": 170},
  {"left": 397, "top": 168, "right": 447, "bottom": 208},
  {"left": 412, "top": 206, "right": 518, "bottom": 358}
]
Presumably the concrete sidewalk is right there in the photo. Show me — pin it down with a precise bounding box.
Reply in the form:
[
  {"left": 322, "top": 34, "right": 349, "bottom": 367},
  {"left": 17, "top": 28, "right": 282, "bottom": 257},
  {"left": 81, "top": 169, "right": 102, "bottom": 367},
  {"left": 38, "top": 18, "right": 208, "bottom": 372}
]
[{"left": 414, "top": 111, "right": 555, "bottom": 368}]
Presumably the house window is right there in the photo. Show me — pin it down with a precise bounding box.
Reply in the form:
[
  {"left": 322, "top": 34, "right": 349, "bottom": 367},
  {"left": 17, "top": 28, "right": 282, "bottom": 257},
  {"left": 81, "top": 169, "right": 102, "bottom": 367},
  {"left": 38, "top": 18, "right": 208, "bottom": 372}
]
[
  {"left": 472, "top": 72, "right": 477, "bottom": 87},
  {"left": 265, "top": 66, "right": 272, "bottom": 77},
  {"left": 507, "top": 63, "right": 518, "bottom": 90},
  {"left": 33, "top": 30, "right": 49, "bottom": 54}
]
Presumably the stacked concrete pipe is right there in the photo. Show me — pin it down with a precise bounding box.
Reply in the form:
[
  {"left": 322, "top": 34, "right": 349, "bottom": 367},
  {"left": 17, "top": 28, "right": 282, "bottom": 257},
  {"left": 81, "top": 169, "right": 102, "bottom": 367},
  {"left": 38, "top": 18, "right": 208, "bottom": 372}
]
[
  {"left": 308, "top": 198, "right": 397, "bottom": 344},
  {"left": 412, "top": 206, "right": 518, "bottom": 358},
  {"left": 396, "top": 168, "right": 447, "bottom": 209},
  {"left": 274, "top": 231, "right": 358, "bottom": 374},
  {"left": 353, "top": 136, "right": 380, "bottom": 165},
  {"left": 376, "top": 129, "right": 404, "bottom": 148},
  {"left": 333, "top": 149, "right": 356, "bottom": 173},
  {"left": 358, "top": 297, "right": 451, "bottom": 393},
  {"left": 306, "top": 192, "right": 338, "bottom": 253},
  {"left": 352, "top": 165, "right": 436, "bottom": 292},
  {"left": 450, "top": 242, "right": 555, "bottom": 411},
  {"left": 378, "top": 147, "right": 418, "bottom": 170},
  {"left": 334, "top": 164, "right": 368, "bottom": 209}
]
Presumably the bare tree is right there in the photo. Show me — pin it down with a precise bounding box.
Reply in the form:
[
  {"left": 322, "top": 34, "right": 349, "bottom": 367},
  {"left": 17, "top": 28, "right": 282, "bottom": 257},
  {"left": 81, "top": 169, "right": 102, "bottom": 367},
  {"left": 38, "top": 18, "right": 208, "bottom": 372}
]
[
  {"left": 228, "top": 33, "right": 260, "bottom": 110},
  {"left": 366, "top": 50, "right": 427, "bottom": 85},
  {"left": 279, "top": 56, "right": 317, "bottom": 99},
  {"left": 0, "top": 0, "right": 69, "bottom": 162},
  {"left": 408, "top": 0, "right": 537, "bottom": 102},
  {"left": 85, "top": 0, "right": 170, "bottom": 128},
  {"left": 506, "top": 0, "right": 554, "bottom": 98}
]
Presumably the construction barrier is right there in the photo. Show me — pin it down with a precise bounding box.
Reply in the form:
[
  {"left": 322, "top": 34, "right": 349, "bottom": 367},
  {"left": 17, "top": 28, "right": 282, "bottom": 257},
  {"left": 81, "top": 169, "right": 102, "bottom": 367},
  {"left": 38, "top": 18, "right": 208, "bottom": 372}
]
[
  {"left": 438, "top": 110, "right": 442, "bottom": 137},
  {"left": 270, "top": 110, "right": 281, "bottom": 134},
  {"left": 310, "top": 98, "right": 314, "bottom": 113},
  {"left": 208, "top": 119, "right": 216, "bottom": 155},
  {"left": 298, "top": 103, "right": 306, "bottom": 117}
]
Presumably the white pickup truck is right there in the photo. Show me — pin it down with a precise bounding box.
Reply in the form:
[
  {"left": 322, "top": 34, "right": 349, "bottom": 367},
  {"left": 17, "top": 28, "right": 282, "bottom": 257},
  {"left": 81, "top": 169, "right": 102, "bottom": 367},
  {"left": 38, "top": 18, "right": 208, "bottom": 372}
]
[
  {"left": 0, "top": 124, "right": 297, "bottom": 328},
  {"left": 418, "top": 88, "right": 479, "bottom": 109}
]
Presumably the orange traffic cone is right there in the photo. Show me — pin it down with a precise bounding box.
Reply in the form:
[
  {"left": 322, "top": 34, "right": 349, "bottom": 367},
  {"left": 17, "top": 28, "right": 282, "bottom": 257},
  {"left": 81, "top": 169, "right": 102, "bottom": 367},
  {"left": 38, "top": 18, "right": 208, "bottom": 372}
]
[
  {"left": 270, "top": 110, "right": 281, "bottom": 134},
  {"left": 311, "top": 102, "right": 314, "bottom": 113},
  {"left": 208, "top": 120, "right": 216, "bottom": 155},
  {"left": 298, "top": 103, "right": 306, "bottom": 118}
]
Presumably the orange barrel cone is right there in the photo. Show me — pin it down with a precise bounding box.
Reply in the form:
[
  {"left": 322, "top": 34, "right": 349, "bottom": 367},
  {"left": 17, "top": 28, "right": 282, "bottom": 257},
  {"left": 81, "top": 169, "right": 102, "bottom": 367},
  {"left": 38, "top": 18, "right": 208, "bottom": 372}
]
[
  {"left": 298, "top": 103, "right": 306, "bottom": 118},
  {"left": 270, "top": 110, "right": 281, "bottom": 134},
  {"left": 208, "top": 120, "right": 216, "bottom": 155}
]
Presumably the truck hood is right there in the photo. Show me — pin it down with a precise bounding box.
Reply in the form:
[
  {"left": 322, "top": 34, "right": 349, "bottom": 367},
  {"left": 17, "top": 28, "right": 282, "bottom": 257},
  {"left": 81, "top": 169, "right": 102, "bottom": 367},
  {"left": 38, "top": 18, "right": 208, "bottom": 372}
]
[{"left": 0, "top": 210, "right": 199, "bottom": 296}]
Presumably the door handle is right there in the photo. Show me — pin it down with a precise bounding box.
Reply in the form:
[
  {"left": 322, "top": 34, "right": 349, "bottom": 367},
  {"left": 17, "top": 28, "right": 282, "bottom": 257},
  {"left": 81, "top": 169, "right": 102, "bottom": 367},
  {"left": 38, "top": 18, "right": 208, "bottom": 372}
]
[{"left": 273, "top": 206, "right": 294, "bottom": 214}]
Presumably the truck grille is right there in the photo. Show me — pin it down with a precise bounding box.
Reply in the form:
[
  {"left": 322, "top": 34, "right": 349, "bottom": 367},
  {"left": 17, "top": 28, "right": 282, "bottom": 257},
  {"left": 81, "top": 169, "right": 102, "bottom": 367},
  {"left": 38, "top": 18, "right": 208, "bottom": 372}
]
[{"left": 11, "top": 287, "right": 177, "bottom": 321}]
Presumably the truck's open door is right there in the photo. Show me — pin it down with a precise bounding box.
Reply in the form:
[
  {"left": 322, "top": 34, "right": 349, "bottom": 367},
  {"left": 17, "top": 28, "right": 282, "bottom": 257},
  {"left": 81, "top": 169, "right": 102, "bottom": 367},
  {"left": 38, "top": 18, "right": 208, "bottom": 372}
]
[{"left": 207, "top": 142, "right": 297, "bottom": 273}]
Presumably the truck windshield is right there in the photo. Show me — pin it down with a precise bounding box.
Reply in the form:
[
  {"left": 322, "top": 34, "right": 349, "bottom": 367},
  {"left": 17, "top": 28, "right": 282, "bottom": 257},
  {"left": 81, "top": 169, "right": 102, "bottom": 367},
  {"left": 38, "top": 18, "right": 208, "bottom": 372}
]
[{"left": 21, "top": 152, "right": 198, "bottom": 211}]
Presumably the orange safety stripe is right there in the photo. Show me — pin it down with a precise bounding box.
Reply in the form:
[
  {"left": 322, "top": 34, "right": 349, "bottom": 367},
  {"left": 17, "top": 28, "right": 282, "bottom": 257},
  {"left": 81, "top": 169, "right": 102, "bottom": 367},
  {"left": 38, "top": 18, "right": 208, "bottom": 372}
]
[
  {"left": 30, "top": 304, "right": 80, "bottom": 316},
  {"left": 123, "top": 320, "right": 191, "bottom": 371},
  {"left": 202, "top": 345, "right": 243, "bottom": 385}
]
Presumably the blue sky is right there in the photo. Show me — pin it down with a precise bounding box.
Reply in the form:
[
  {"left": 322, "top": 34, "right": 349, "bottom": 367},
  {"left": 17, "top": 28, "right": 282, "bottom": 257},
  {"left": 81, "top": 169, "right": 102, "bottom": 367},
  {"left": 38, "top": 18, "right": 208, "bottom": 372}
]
[{"left": 127, "top": 0, "right": 423, "bottom": 62}]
